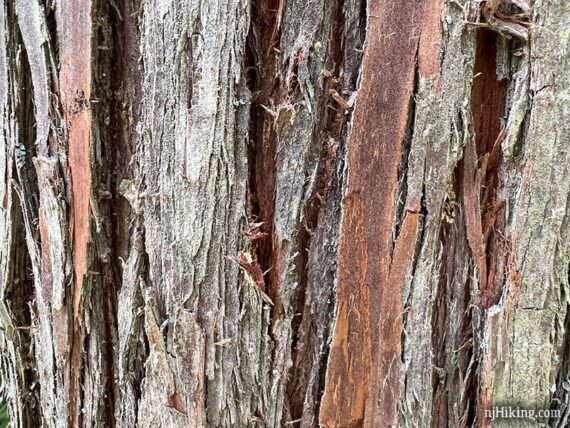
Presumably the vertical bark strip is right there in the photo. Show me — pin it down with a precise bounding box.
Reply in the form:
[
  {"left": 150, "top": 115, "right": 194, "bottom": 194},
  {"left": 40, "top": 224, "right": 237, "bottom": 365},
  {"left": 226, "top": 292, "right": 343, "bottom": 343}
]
[
  {"left": 58, "top": 2, "right": 93, "bottom": 425},
  {"left": 135, "top": 0, "right": 252, "bottom": 425},
  {"left": 58, "top": 0, "right": 93, "bottom": 320},
  {"left": 464, "top": 30, "right": 507, "bottom": 309},
  {"left": 0, "top": 2, "right": 42, "bottom": 426},
  {"left": 247, "top": 0, "right": 365, "bottom": 425},
  {"left": 480, "top": 2, "right": 570, "bottom": 425},
  {"left": 320, "top": 0, "right": 425, "bottom": 426}
]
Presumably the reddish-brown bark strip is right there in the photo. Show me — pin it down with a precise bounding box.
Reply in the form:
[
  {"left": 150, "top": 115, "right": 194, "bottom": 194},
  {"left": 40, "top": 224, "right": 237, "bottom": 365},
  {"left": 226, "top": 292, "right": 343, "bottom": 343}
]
[
  {"left": 418, "top": 0, "right": 444, "bottom": 78},
  {"left": 319, "top": 195, "right": 371, "bottom": 426},
  {"left": 58, "top": 1, "right": 93, "bottom": 426},
  {"left": 464, "top": 29, "right": 507, "bottom": 308},
  {"left": 60, "top": 0, "right": 92, "bottom": 319},
  {"left": 471, "top": 31, "right": 506, "bottom": 158},
  {"left": 462, "top": 139, "right": 487, "bottom": 290},
  {"left": 467, "top": 29, "right": 510, "bottom": 425},
  {"left": 320, "top": 0, "right": 428, "bottom": 425}
]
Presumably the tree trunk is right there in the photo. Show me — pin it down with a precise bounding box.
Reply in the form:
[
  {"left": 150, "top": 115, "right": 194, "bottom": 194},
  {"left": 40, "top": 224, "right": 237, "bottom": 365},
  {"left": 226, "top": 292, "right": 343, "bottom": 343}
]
[{"left": 0, "top": 0, "right": 569, "bottom": 427}]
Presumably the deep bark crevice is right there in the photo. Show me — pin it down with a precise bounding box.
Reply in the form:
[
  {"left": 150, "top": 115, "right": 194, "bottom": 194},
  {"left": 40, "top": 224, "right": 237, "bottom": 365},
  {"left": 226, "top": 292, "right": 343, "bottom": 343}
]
[
  {"left": 392, "top": 62, "right": 419, "bottom": 250},
  {"left": 106, "top": 0, "right": 145, "bottom": 425},
  {"left": 244, "top": 0, "right": 281, "bottom": 307},
  {"left": 431, "top": 228, "right": 450, "bottom": 428},
  {"left": 5, "top": 216, "right": 39, "bottom": 424},
  {"left": 283, "top": 0, "right": 347, "bottom": 420},
  {"left": 430, "top": 162, "right": 472, "bottom": 427},
  {"left": 468, "top": 29, "right": 508, "bottom": 309}
]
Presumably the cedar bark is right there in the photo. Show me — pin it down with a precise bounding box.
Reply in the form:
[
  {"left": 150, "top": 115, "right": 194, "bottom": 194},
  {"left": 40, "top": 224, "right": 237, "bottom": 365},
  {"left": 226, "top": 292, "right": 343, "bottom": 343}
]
[{"left": 0, "top": 0, "right": 569, "bottom": 427}]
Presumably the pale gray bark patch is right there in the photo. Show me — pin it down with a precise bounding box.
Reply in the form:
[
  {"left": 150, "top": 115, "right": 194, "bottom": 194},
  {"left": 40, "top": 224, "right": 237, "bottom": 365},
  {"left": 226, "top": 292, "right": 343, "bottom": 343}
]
[
  {"left": 133, "top": 0, "right": 254, "bottom": 425},
  {"left": 489, "top": 0, "right": 570, "bottom": 416},
  {"left": 137, "top": 299, "right": 192, "bottom": 427},
  {"left": 34, "top": 156, "right": 71, "bottom": 311},
  {"left": 14, "top": 0, "right": 50, "bottom": 155}
]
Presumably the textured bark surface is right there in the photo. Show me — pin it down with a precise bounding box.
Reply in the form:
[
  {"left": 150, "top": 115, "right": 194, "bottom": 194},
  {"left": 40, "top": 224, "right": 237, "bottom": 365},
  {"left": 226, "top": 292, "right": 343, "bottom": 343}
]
[{"left": 0, "top": 0, "right": 569, "bottom": 427}]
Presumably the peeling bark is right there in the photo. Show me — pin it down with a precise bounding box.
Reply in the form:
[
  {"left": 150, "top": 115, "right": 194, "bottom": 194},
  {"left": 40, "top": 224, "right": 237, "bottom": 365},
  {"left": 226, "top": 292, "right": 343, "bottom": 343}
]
[{"left": 0, "top": 0, "right": 569, "bottom": 427}]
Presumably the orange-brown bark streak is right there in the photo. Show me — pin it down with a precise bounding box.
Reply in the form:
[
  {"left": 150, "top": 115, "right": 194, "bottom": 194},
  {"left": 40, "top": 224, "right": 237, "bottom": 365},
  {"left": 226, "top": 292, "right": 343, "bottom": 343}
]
[
  {"left": 60, "top": 1, "right": 92, "bottom": 426},
  {"left": 320, "top": 1, "right": 435, "bottom": 426},
  {"left": 61, "top": 3, "right": 92, "bottom": 319},
  {"left": 465, "top": 29, "right": 507, "bottom": 308},
  {"left": 468, "top": 29, "right": 509, "bottom": 425}
]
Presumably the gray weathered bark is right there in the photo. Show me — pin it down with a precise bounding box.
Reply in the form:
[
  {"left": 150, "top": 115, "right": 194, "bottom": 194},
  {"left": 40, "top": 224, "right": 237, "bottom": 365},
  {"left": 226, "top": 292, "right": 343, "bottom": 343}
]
[{"left": 0, "top": 0, "right": 569, "bottom": 427}]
